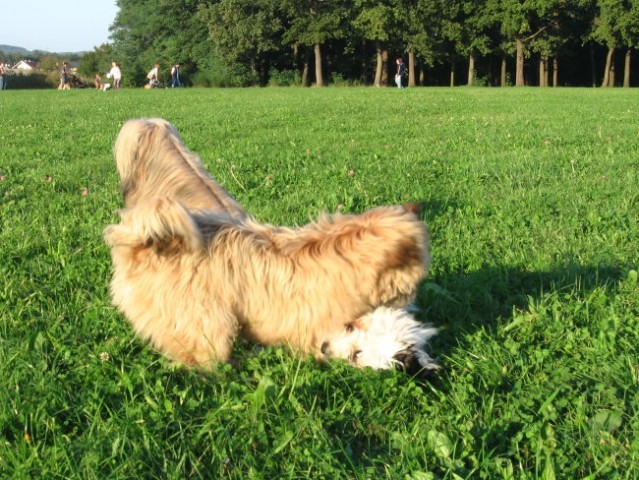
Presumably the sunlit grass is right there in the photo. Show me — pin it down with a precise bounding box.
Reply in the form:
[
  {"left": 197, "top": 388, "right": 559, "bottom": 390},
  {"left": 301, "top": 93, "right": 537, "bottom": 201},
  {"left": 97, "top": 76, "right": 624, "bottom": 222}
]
[{"left": 0, "top": 87, "right": 638, "bottom": 478}]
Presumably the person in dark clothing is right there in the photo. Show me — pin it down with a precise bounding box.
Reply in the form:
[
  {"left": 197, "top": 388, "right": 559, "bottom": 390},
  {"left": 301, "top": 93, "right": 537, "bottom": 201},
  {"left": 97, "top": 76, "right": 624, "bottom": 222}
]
[
  {"left": 395, "top": 58, "right": 407, "bottom": 88},
  {"left": 58, "top": 62, "right": 70, "bottom": 90},
  {"left": 168, "top": 64, "right": 181, "bottom": 87}
]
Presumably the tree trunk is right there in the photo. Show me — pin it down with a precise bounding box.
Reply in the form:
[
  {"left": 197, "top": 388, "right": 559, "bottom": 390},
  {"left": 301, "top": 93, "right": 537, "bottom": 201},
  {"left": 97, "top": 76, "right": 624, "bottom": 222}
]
[
  {"left": 374, "top": 43, "right": 383, "bottom": 87},
  {"left": 260, "top": 59, "right": 270, "bottom": 86},
  {"left": 301, "top": 59, "right": 309, "bottom": 86},
  {"left": 408, "top": 51, "right": 416, "bottom": 87},
  {"left": 381, "top": 49, "right": 389, "bottom": 86},
  {"left": 467, "top": 53, "right": 475, "bottom": 86},
  {"left": 374, "top": 46, "right": 389, "bottom": 86},
  {"left": 553, "top": 57, "right": 558, "bottom": 87},
  {"left": 590, "top": 44, "right": 597, "bottom": 87},
  {"left": 361, "top": 40, "right": 368, "bottom": 84},
  {"left": 609, "top": 55, "right": 616, "bottom": 86},
  {"left": 601, "top": 47, "right": 614, "bottom": 87},
  {"left": 487, "top": 55, "right": 494, "bottom": 86},
  {"left": 623, "top": 49, "right": 631, "bottom": 87},
  {"left": 501, "top": 56, "right": 507, "bottom": 86},
  {"left": 515, "top": 37, "right": 525, "bottom": 86},
  {"left": 450, "top": 61, "right": 455, "bottom": 87},
  {"left": 539, "top": 55, "right": 548, "bottom": 87},
  {"left": 314, "top": 43, "right": 324, "bottom": 86},
  {"left": 295, "top": 46, "right": 309, "bottom": 87}
]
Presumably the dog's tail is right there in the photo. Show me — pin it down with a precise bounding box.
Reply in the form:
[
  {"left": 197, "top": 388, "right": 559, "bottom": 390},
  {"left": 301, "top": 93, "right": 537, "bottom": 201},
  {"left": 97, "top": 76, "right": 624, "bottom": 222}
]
[
  {"left": 114, "top": 118, "right": 246, "bottom": 217},
  {"left": 104, "top": 197, "right": 204, "bottom": 254}
]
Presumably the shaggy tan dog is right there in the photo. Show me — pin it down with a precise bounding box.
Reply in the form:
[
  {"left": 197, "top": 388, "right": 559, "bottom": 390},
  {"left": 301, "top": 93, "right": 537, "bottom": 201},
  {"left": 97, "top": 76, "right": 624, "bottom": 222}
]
[
  {"left": 104, "top": 196, "right": 428, "bottom": 369},
  {"left": 105, "top": 118, "right": 431, "bottom": 370}
]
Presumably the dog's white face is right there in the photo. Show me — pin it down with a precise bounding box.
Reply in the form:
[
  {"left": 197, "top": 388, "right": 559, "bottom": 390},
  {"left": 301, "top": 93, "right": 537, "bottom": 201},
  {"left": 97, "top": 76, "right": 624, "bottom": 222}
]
[{"left": 320, "top": 307, "right": 438, "bottom": 372}]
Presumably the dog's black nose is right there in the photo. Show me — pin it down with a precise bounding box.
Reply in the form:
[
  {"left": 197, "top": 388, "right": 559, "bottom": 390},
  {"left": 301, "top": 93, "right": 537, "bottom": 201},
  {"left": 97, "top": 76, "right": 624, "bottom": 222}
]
[{"left": 320, "top": 341, "right": 329, "bottom": 355}]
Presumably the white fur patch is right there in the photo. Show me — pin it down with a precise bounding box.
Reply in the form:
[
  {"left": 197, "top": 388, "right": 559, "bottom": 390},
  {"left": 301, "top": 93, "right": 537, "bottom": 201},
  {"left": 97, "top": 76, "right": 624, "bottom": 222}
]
[{"left": 321, "top": 306, "right": 438, "bottom": 371}]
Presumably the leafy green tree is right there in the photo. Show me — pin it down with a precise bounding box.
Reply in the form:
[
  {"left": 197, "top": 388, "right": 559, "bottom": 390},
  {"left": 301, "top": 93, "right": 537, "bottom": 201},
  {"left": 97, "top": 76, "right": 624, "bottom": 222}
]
[
  {"left": 591, "top": 0, "right": 639, "bottom": 87},
  {"left": 0, "top": 52, "right": 22, "bottom": 68},
  {"left": 78, "top": 44, "right": 114, "bottom": 78},
  {"left": 96, "top": 0, "right": 634, "bottom": 88},
  {"left": 352, "top": 0, "right": 441, "bottom": 87},
  {"left": 111, "top": 0, "right": 213, "bottom": 86},
  {"left": 488, "top": 0, "right": 575, "bottom": 86},
  {"left": 490, "top": 0, "right": 538, "bottom": 86},
  {"left": 441, "top": 0, "right": 494, "bottom": 86},
  {"left": 397, "top": 0, "right": 444, "bottom": 87},
  {"left": 620, "top": 0, "right": 639, "bottom": 86},
  {"left": 110, "top": 0, "right": 159, "bottom": 84},
  {"left": 531, "top": 1, "right": 594, "bottom": 86},
  {"left": 352, "top": 0, "right": 395, "bottom": 86},
  {"left": 198, "top": 0, "right": 286, "bottom": 85},
  {"left": 38, "top": 56, "right": 61, "bottom": 73},
  {"left": 283, "top": 0, "right": 351, "bottom": 86}
]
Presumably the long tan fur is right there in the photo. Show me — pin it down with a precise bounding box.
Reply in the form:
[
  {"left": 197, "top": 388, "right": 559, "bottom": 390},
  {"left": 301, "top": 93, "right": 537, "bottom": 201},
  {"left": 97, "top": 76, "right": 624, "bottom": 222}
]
[
  {"left": 105, "top": 118, "right": 430, "bottom": 370},
  {"left": 114, "top": 118, "right": 245, "bottom": 217},
  {"left": 104, "top": 196, "right": 428, "bottom": 369}
]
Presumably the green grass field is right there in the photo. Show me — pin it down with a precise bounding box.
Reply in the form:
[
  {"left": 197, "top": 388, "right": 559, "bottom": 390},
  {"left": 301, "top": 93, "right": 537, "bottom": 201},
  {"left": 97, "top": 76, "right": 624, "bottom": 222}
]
[{"left": 0, "top": 86, "right": 638, "bottom": 479}]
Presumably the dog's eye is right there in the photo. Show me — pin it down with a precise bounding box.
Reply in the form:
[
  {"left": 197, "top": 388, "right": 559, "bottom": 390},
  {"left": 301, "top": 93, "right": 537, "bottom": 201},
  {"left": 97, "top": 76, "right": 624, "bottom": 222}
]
[
  {"left": 345, "top": 323, "right": 354, "bottom": 333},
  {"left": 349, "top": 350, "right": 362, "bottom": 363}
]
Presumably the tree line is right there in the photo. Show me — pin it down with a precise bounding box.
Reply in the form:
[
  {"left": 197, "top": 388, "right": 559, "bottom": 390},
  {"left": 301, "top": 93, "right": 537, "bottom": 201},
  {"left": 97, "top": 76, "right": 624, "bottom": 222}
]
[{"left": 6, "top": 0, "right": 639, "bottom": 88}]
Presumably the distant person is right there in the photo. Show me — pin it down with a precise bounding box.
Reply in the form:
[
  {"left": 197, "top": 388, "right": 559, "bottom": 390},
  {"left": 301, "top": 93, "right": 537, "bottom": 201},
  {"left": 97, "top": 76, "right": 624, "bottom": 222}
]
[
  {"left": 94, "top": 73, "right": 102, "bottom": 90},
  {"left": 107, "top": 62, "right": 122, "bottom": 89},
  {"left": 168, "top": 64, "right": 181, "bottom": 87},
  {"left": 146, "top": 64, "right": 160, "bottom": 88},
  {"left": 395, "top": 58, "right": 407, "bottom": 89},
  {"left": 58, "top": 62, "right": 70, "bottom": 90},
  {"left": 0, "top": 63, "right": 5, "bottom": 90}
]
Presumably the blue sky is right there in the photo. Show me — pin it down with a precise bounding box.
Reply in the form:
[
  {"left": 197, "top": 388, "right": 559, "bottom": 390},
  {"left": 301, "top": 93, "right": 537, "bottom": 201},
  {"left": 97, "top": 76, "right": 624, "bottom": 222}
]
[{"left": 2, "top": 0, "right": 119, "bottom": 52}]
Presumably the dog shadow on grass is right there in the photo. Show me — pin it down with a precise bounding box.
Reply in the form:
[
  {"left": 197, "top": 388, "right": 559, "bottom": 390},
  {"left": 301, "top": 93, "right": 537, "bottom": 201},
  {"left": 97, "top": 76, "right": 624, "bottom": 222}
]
[
  {"left": 418, "top": 261, "right": 626, "bottom": 363},
  {"left": 410, "top": 197, "right": 628, "bottom": 358}
]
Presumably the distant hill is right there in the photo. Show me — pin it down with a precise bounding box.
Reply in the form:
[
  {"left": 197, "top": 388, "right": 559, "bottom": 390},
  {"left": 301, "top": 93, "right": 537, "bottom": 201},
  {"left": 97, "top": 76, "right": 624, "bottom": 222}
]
[
  {"left": 0, "top": 45, "right": 31, "bottom": 54},
  {"left": 0, "top": 44, "right": 88, "bottom": 59}
]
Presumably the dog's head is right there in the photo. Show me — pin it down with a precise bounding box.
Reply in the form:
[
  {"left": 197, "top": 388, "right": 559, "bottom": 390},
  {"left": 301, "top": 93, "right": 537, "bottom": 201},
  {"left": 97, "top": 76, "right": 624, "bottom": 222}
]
[{"left": 320, "top": 307, "right": 438, "bottom": 373}]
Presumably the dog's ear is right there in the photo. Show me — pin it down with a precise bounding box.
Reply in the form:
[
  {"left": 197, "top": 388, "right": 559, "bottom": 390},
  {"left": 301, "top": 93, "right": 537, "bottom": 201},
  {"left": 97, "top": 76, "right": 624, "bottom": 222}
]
[
  {"left": 104, "top": 197, "right": 203, "bottom": 254},
  {"left": 393, "top": 349, "right": 439, "bottom": 378},
  {"left": 374, "top": 235, "right": 426, "bottom": 304},
  {"left": 401, "top": 202, "right": 423, "bottom": 217},
  {"left": 393, "top": 350, "right": 419, "bottom": 373}
]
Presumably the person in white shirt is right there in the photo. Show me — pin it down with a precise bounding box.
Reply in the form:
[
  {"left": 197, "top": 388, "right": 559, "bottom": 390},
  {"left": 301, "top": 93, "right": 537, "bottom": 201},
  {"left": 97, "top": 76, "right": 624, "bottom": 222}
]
[
  {"left": 147, "top": 64, "right": 160, "bottom": 88},
  {"left": 107, "top": 62, "right": 122, "bottom": 89}
]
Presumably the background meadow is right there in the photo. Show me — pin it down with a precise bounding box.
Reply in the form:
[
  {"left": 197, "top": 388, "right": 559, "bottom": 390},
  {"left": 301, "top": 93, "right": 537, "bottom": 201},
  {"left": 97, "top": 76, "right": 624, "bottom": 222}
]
[{"left": 0, "top": 87, "right": 638, "bottom": 479}]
